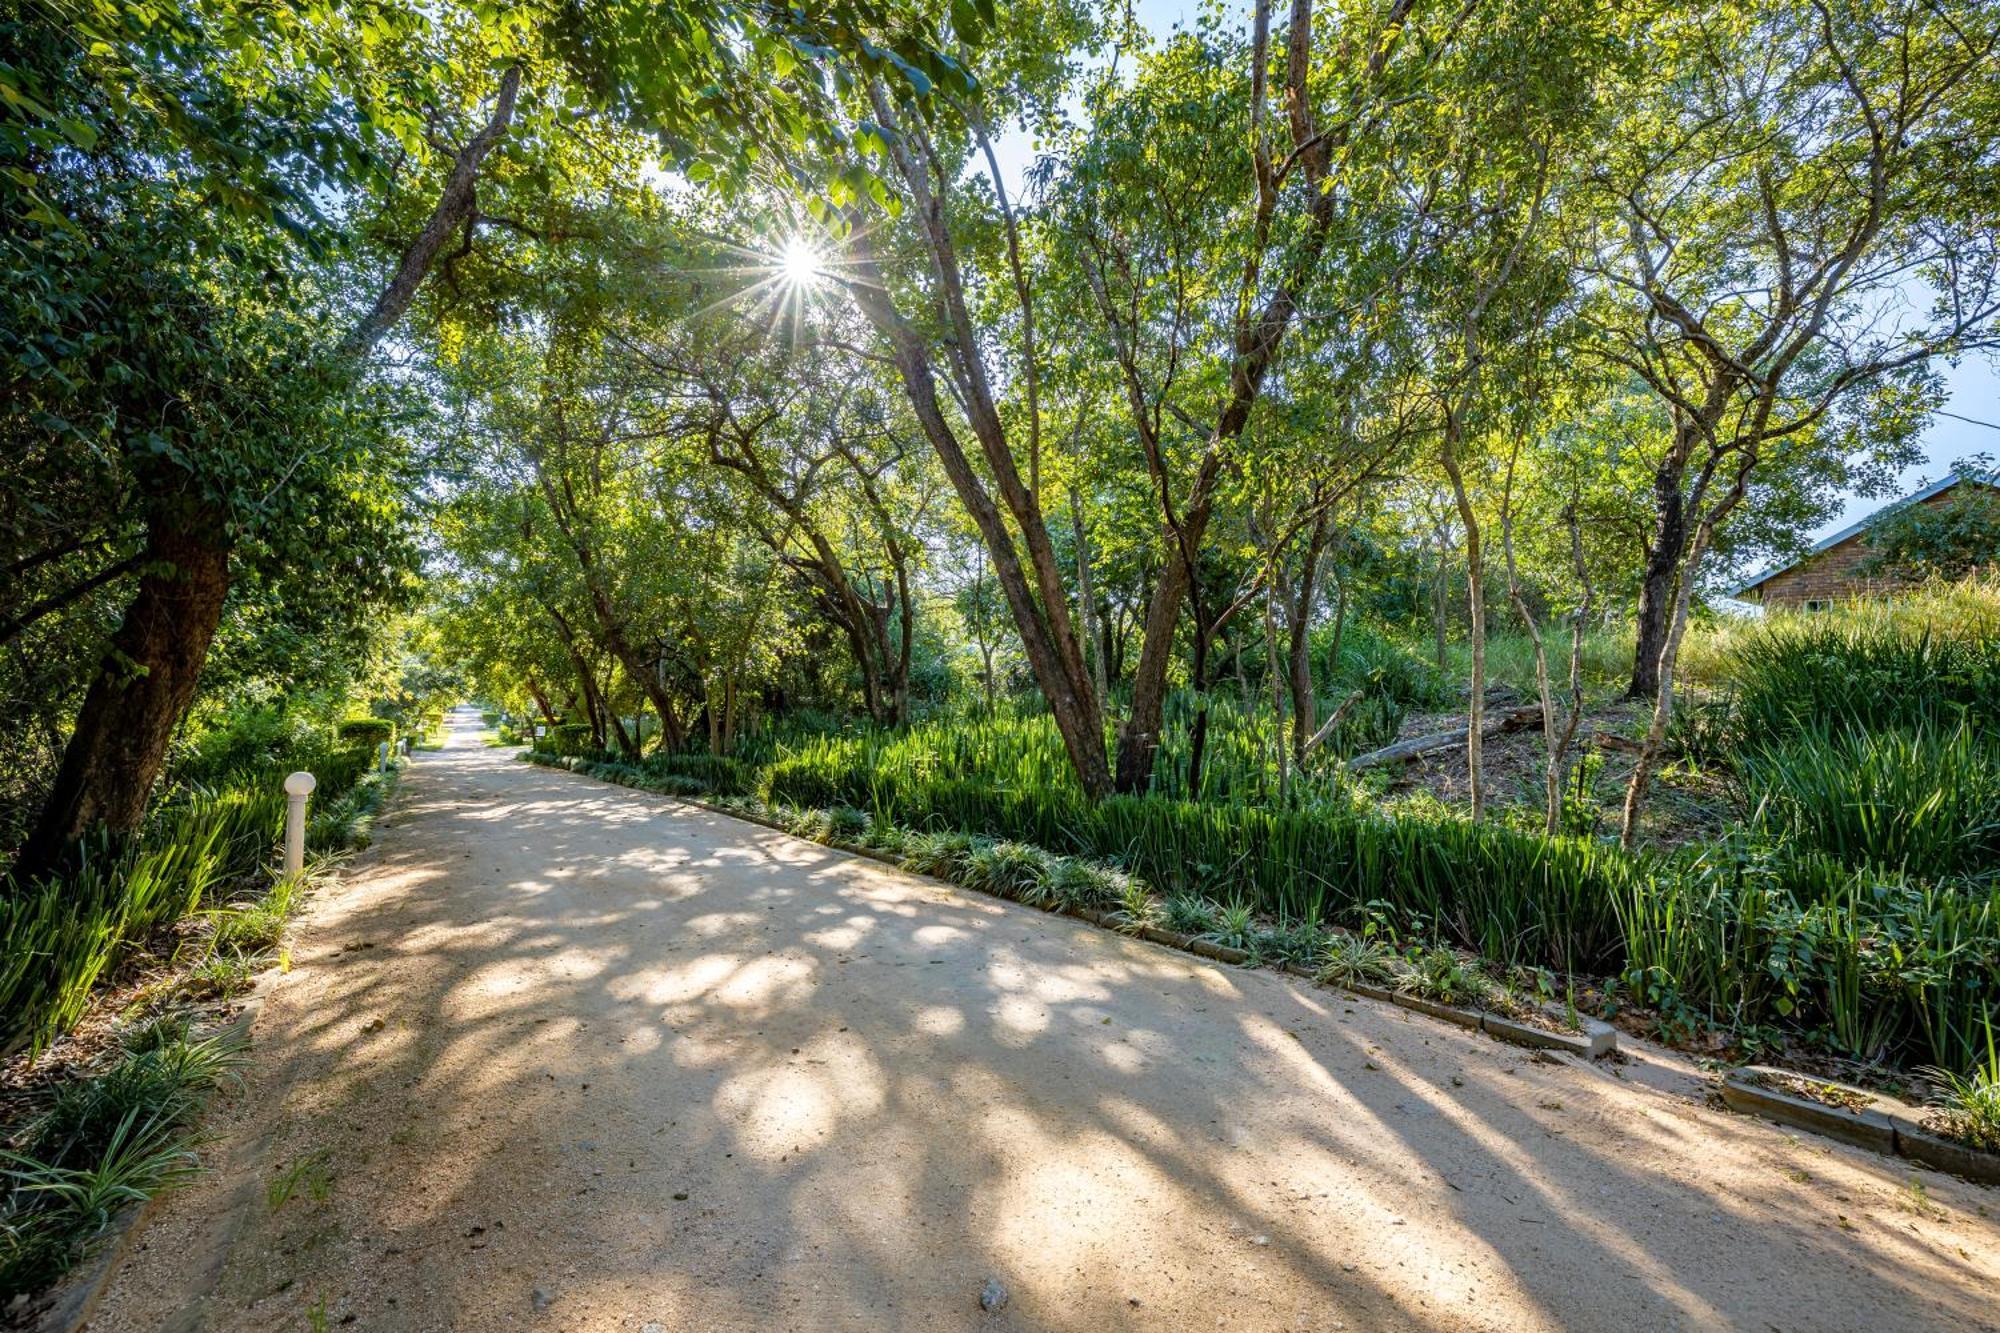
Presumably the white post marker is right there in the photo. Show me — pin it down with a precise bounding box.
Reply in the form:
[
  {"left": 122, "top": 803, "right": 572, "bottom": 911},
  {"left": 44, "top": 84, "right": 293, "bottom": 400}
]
[
  {"left": 377, "top": 740, "right": 390, "bottom": 771},
  {"left": 284, "top": 770, "right": 316, "bottom": 877}
]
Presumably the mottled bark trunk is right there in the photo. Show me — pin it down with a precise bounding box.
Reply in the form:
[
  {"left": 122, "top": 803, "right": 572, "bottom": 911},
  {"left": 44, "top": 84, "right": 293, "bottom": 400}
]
[{"left": 1287, "top": 511, "right": 1332, "bottom": 765}]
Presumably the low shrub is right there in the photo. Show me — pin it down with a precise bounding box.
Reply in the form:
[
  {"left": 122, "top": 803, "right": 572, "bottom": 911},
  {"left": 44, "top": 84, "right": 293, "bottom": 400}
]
[
  {"left": 962, "top": 841, "right": 1054, "bottom": 903},
  {"left": 1317, "top": 933, "right": 1398, "bottom": 988},
  {"left": 335, "top": 718, "right": 396, "bottom": 751}
]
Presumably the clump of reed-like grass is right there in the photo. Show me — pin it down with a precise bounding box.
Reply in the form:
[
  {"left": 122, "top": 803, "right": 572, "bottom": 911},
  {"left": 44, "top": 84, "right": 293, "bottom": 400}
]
[
  {"left": 0, "top": 1019, "right": 246, "bottom": 1299},
  {"left": 1739, "top": 722, "right": 2000, "bottom": 881}
]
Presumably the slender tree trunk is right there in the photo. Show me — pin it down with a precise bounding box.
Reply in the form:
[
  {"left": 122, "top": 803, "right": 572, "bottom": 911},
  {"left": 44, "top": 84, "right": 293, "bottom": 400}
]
[
  {"left": 343, "top": 65, "right": 523, "bottom": 358},
  {"left": 1440, "top": 432, "right": 1486, "bottom": 821},
  {"left": 1431, "top": 524, "right": 1450, "bottom": 670},
  {"left": 13, "top": 509, "right": 232, "bottom": 881},
  {"left": 1264, "top": 574, "right": 1291, "bottom": 802},
  {"left": 1069, "top": 483, "right": 1108, "bottom": 709},
  {"left": 525, "top": 676, "right": 558, "bottom": 727},
  {"left": 1547, "top": 509, "right": 1595, "bottom": 835},
  {"left": 608, "top": 704, "right": 636, "bottom": 756},
  {"left": 1287, "top": 510, "right": 1332, "bottom": 764},
  {"left": 1622, "top": 451, "right": 1754, "bottom": 847}
]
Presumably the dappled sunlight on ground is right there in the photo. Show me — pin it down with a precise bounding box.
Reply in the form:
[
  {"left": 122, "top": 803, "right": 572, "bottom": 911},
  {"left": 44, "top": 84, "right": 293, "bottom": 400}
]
[{"left": 87, "top": 711, "right": 2000, "bottom": 1332}]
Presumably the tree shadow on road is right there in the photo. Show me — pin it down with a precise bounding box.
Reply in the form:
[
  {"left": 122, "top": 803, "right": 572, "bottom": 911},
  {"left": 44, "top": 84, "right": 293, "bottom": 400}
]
[{"left": 118, "top": 741, "right": 2000, "bottom": 1332}]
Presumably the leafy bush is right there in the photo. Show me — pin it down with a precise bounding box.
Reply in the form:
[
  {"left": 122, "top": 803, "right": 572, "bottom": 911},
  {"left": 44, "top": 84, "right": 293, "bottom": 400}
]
[
  {"left": 335, "top": 717, "right": 395, "bottom": 750},
  {"left": 1328, "top": 624, "right": 1456, "bottom": 710},
  {"left": 1397, "top": 946, "right": 1495, "bottom": 1008},
  {"left": 898, "top": 831, "right": 986, "bottom": 880},
  {"left": 1045, "top": 858, "right": 1125, "bottom": 912},
  {"left": 1164, "top": 892, "right": 1219, "bottom": 935},
  {"left": 539, "top": 722, "right": 592, "bottom": 758}
]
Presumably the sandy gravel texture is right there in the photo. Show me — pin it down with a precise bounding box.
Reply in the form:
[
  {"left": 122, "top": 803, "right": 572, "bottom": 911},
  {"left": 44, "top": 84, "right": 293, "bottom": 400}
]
[{"left": 84, "top": 709, "right": 2000, "bottom": 1332}]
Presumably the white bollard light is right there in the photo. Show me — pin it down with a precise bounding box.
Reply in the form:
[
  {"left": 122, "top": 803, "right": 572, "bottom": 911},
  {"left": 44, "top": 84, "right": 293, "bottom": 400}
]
[
  {"left": 284, "top": 770, "right": 316, "bottom": 877},
  {"left": 377, "top": 740, "right": 390, "bottom": 772}
]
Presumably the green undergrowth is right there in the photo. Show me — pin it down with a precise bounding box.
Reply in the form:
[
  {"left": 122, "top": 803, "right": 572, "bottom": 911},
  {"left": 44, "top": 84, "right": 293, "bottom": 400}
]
[
  {"left": 0, "top": 1015, "right": 248, "bottom": 1300},
  {"left": 0, "top": 818, "right": 376, "bottom": 1306},
  {"left": 1, "top": 748, "right": 397, "bottom": 1059},
  {"left": 548, "top": 736, "right": 2000, "bottom": 1144}
]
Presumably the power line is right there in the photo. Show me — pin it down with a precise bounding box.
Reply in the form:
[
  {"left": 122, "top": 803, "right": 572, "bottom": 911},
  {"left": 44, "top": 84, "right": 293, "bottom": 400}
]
[{"left": 1936, "top": 409, "right": 2000, "bottom": 432}]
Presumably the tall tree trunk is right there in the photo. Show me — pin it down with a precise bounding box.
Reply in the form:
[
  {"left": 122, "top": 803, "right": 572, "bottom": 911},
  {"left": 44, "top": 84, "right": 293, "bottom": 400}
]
[
  {"left": 1628, "top": 455, "right": 1687, "bottom": 699},
  {"left": 13, "top": 509, "right": 231, "bottom": 881},
  {"left": 1440, "top": 430, "right": 1486, "bottom": 821},
  {"left": 1287, "top": 510, "right": 1332, "bottom": 764},
  {"left": 845, "top": 99, "right": 1110, "bottom": 797},
  {"left": 13, "top": 65, "right": 526, "bottom": 880},
  {"left": 1069, "top": 482, "right": 1109, "bottom": 709}
]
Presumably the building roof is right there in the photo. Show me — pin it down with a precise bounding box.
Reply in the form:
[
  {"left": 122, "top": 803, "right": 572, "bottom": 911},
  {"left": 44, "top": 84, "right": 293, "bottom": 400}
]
[{"left": 1730, "top": 472, "right": 2000, "bottom": 597}]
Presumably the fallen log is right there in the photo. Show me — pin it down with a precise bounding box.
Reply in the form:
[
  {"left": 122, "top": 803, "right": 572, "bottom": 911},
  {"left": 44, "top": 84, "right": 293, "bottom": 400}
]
[{"left": 1346, "top": 705, "right": 1544, "bottom": 772}]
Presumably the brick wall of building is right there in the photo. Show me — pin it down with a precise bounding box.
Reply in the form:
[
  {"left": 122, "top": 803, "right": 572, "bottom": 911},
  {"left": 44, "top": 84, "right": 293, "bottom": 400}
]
[{"left": 1746, "top": 488, "right": 1973, "bottom": 608}]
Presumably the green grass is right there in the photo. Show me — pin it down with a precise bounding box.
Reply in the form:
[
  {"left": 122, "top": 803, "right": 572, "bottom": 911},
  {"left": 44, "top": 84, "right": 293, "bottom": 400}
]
[{"left": 267, "top": 1148, "right": 335, "bottom": 1211}]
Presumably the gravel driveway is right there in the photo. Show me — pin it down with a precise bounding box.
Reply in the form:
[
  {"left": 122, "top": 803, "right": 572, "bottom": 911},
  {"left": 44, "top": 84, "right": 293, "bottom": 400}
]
[{"left": 87, "top": 711, "right": 2000, "bottom": 1331}]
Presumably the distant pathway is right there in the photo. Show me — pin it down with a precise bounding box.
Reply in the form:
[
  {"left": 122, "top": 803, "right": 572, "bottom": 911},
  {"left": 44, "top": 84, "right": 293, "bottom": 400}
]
[{"left": 90, "top": 709, "right": 2000, "bottom": 1330}]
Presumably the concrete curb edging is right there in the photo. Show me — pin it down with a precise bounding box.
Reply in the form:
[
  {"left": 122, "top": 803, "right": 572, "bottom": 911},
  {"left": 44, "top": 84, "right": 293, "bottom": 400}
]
[
  {"left": 1328, "top": 976, "right": 1615, "bottom": 1057},
  {"left": 1721, "top": 1066, "right": 2000, "bottom": 1184},
  {"left": 532, "top": 760, "right": 1623, "bottom": 1065}
]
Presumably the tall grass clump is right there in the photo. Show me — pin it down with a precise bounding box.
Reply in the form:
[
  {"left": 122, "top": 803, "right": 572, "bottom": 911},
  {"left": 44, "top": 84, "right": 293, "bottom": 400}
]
[
  {"left": 1739, "top": 722, "right": 2000, "bottom": 882},
  {"left": 1688, "top": 579, "right": 2000, "bottom": 745}
]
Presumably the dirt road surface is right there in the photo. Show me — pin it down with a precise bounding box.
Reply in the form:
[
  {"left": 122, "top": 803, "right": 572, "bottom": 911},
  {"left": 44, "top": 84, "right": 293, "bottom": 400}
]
[{"left": 86, "top": 709, "right": 2000, "bottom": 1331}]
